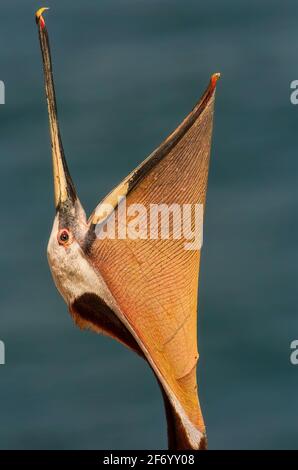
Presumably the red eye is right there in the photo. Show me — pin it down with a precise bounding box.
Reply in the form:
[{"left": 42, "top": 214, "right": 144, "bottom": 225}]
[{"left": 58, "top": 229, "right": 70, "bottom": 245}]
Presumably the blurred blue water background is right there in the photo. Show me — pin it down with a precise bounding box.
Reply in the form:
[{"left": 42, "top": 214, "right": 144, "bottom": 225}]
[{"left": 0, "top": 0, "right": 297, "bottom": 449}]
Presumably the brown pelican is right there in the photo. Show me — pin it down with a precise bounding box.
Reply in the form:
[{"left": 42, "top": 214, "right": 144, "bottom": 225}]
[{"left": 35, "top": 7, "right": 220, "bottom": 450}]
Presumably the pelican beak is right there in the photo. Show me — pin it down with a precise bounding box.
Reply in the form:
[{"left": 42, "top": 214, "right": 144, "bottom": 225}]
[
  {"left": 211, "top": 72, "right": 221, "bottom": 89},
  {"left": 35, "top": 7, "right": 49, "bottom": 29},
  {"left": 36, "top": 7, "right": 76, "bottom": 209}
]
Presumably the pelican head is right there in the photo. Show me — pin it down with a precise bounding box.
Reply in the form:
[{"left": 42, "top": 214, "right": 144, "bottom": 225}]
[{"left": 36, "top": 7, "right": 220, "bottom": 450}]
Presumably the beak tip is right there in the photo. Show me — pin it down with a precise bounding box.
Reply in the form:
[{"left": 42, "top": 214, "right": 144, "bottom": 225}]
[
  {"left": 35, "top": 7, "right": 49, "bottom": 28},
  {"left": 210, "top": 72, "right": 221, "bottom": 90}
]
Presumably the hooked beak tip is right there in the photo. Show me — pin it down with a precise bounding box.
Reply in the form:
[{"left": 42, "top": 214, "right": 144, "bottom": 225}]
[
  {"left": 210, "top": 72, "right": 221, "bottom": 90},
  {"left": 35, "top": 7, "right": 49, "bottom": 29}
]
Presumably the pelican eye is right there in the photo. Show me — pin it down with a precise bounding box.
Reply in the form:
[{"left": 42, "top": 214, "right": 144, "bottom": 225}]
[{"left": 58, "top": 229, "right": 71, "bottom": 245}]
